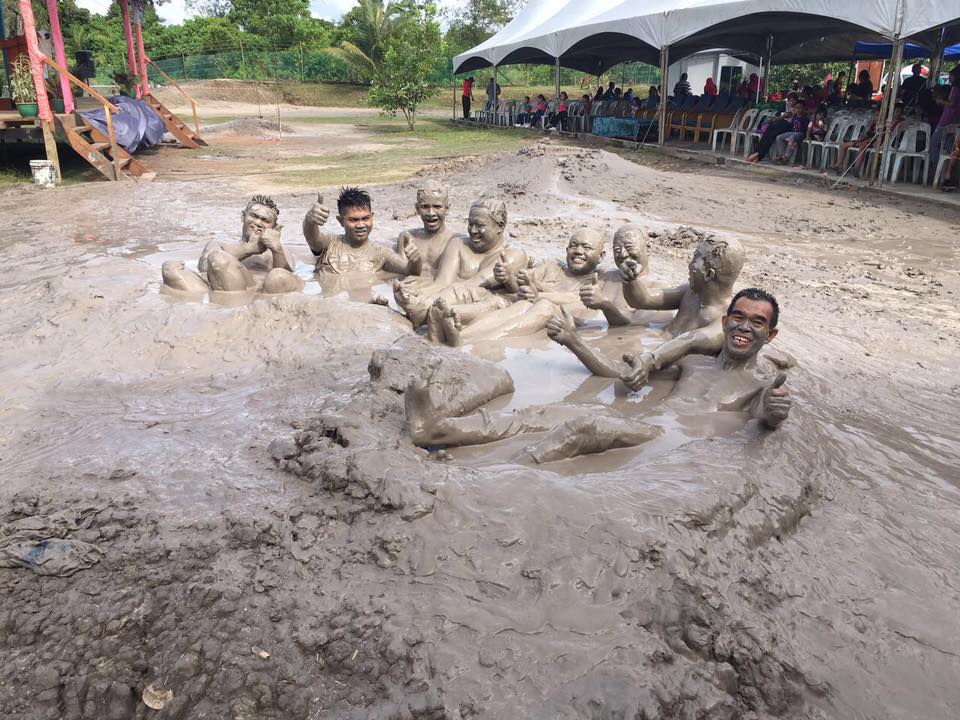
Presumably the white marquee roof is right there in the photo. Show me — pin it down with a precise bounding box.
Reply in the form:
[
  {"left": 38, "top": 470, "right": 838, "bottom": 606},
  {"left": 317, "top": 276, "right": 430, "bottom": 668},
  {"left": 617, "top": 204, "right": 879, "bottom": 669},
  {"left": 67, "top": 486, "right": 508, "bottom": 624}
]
[{"left": 453, "top": 0, "right": 960, "bottom": 73}]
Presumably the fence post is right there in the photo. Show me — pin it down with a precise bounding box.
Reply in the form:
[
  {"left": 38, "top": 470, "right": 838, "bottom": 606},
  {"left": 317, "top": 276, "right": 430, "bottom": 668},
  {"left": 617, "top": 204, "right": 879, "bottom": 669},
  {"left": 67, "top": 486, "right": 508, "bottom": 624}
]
[
  {"left": 239, "top": 36, "right": 246, "bottom": 79},
  {"left": 181, "top": 51, "right": 187, "bottom": 80},
  {"left": 299, "top": 42, "right": 305, "bottom": 82}
]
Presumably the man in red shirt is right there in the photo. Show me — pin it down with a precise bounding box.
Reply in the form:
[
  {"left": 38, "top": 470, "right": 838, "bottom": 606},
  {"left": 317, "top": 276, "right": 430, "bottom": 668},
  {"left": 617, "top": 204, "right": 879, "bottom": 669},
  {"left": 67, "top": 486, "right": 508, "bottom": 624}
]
[{"left": 462, "top": 76, "right": 474, "bottom": 120}]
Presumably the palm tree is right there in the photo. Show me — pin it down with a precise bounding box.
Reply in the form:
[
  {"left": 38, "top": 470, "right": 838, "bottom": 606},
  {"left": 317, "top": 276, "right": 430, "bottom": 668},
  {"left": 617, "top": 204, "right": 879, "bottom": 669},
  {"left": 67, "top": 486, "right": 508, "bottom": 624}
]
[{"left": 324, "top": 0, "right": 409, "bottom": 82}]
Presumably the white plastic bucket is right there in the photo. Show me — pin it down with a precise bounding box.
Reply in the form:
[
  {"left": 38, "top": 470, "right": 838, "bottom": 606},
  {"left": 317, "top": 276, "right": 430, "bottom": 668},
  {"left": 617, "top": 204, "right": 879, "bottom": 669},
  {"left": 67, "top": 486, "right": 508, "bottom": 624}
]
[{"left": 29, "top": 160, "right": 57, "bottom": 189}]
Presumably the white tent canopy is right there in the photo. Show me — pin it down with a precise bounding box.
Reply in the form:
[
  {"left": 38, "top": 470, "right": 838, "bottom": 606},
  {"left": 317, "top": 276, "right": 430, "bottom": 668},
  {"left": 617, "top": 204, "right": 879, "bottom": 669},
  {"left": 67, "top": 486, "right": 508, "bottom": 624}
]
[{"left": 453, "top": 0, "right": 960, "bottom": 73}]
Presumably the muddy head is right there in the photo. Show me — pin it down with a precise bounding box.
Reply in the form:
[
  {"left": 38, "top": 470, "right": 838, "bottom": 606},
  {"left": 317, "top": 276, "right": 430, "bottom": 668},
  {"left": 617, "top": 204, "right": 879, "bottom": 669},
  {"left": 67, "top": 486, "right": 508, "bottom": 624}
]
[
  {"left": 337, "top": 186, "right": 374, "bottom": 248},
  {"left": 240, "top": 194, "right": 279, "bottom": 245},
  {"left": 566, "top": 228, "right": 605, "bottom": 276},
  {"left": 721, "top": 287, "right": 780, "bottom": 362},
  {"left": 612, "top": 223, "right": 649, "bottom": 272},
  {"left": 688, "top": 236, "right": 745, "bottom": 291},
  {"left": 467, "top": 196, "right": 507, "bottom": 254},
  {"left": 415, "top": 180, "right": 450, "bottom": 235}
]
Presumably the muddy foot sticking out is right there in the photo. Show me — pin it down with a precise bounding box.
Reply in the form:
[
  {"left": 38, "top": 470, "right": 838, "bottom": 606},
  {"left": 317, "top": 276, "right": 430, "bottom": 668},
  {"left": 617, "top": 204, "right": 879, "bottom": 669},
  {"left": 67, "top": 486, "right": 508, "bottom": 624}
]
[{"left": 404, "top": 378, "right": 445, "bottom": 447}]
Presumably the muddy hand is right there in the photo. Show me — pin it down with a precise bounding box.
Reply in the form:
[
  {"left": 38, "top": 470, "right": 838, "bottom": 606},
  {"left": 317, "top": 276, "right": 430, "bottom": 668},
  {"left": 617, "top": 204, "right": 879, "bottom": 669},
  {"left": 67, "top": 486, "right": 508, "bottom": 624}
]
[
  {"left": 762, "top": 371, "right": 791, "bottom": 424},
  {"left": 307, "top": 192, "right": 329, "bottom": 226},
  {"left": 518, "top": 280, "right": 538, "bottom": 301},
  {"left": 260, "top": 224, "right": 283, "bottom": 252},
  {"left": 619, "top": 258, "right": 640, "bottom": 282},
  {"left": 620, "top": 352, "right": 653, "bottom": 391},
  {"left": 579, "top": 271, "right": 602, "bottom": 308},
  {"left": 546, "top": 305, "right": 576, "bottom": 345},
  {"left": 402, "top": 236, "right": 421, "bottom": 266},
  {"left": 493, "top": 251, "right": 513, "bottom": 286}
]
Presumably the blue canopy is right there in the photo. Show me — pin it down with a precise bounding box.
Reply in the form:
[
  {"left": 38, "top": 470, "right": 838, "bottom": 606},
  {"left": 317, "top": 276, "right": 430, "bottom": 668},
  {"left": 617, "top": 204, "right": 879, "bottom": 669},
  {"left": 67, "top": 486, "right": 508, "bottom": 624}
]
[{"left": 853, "top": 42, "right": 960, "bottom": 61}]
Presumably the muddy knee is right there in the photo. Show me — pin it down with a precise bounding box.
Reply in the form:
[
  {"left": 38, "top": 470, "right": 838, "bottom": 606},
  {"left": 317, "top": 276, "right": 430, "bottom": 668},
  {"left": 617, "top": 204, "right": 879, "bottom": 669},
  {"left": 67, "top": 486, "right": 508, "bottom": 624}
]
[
  {"left": 206, "top": 250, "right": 253, "bottom": 291},
  {"left": 261, "top": 268, "right": 304, "bottom": 294},
  {"left": 162, "top": 261, "right": 209, "bottom": 292}
]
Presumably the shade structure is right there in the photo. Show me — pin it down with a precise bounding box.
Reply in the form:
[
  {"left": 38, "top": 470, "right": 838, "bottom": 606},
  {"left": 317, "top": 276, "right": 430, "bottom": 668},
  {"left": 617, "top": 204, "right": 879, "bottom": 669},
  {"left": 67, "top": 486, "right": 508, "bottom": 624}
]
[
  {"left": 453, "top": 0, "right": 960, "bottom": 73},
  {"left": 853, "top": 41, "right": 960, "bottom": 60}
]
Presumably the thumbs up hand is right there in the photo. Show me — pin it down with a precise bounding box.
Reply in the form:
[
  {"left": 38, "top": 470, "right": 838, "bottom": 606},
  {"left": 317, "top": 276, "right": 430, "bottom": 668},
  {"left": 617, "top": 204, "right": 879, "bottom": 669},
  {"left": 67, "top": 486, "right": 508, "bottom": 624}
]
[
  {"left": 260, "top": 224, "right": 283, "bottom": 252},
  {"left": 759, "top": 371, "right": 791, "bottom": 428},
  {"left": 306, "top": 192, "right": 329, "bottom": 227},
  {"left": 579, "top": 271, "right": 604, "bottom": 308},
  {"left": 494, "top": 251, "right": 519, "bottom": 292}
]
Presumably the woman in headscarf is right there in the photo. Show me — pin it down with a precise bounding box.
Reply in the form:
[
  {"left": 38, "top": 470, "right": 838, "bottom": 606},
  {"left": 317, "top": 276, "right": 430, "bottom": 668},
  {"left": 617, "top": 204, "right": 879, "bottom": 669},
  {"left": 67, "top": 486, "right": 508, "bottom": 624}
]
[{"left": 704, "top": 77, "right": 718, "bottom": 96}]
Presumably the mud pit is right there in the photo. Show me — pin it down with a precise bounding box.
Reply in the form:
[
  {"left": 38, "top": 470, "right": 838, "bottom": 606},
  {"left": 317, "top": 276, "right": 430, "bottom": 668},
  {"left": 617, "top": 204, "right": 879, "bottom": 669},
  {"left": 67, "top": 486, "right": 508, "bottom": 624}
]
[{"left": 1, "top": 138, "right": 960, "bottom": 719}]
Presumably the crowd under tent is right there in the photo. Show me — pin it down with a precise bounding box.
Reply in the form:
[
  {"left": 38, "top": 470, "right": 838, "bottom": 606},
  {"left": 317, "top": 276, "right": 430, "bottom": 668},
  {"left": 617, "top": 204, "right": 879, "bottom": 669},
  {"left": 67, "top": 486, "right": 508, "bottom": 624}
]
[{"left": 454, "top": 0, "right": 960, "bottom": 151}]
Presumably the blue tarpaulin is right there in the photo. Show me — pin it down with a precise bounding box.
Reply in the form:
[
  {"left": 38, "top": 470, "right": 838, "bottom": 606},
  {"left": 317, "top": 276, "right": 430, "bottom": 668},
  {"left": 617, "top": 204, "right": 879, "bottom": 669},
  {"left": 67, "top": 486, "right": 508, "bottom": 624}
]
[
  {"left": 853, "top": 42, "right": 960, "bottom": 61},
  {"left": 80, "top": 96, "right": 166, "bottom": 154}
]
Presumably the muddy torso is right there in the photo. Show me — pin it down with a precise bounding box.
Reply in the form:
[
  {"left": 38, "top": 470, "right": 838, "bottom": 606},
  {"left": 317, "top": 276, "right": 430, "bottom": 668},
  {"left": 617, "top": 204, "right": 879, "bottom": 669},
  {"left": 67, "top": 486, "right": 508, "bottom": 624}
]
[
  {"left": 398, "top": 228, "right": 459, "bottom": 276},
  {"left": 666, "top": 289, "right": 722, "bottom": 337},
  {"left": 669, "top": 355, "right": 768, "bottom": 413},
  {"left": 316, "top": 236, "right": 387, "bottom": 275},
  {"left": 457, "top": 243, "right": 500, "bottom": 280}
]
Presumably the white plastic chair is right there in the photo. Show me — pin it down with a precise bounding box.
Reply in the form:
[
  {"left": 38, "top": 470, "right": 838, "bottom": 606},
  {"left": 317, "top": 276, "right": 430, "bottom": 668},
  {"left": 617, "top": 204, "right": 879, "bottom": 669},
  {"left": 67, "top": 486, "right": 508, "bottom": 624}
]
[
  {"left": 818, "top": 117, "right": 860, "bottom": 170},
  {"left": 886, "top": 122, "right": 931, "bottom": 185},
  {"left": 714, "top": 107, "right": 751, "bottom": 153},
  {"left": 806, "top": 115, "right": 847, "bottom": 169},
  {"left": 741, "top": 109, "right": 775, "bottom": 157},
  {"left": 933, "top": 123, "right": 960, "bottom": 186}
]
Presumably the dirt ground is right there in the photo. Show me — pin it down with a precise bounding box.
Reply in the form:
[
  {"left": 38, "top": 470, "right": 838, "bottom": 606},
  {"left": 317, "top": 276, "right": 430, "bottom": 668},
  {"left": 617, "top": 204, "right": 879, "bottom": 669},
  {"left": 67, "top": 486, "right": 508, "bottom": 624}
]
[{"left": 1, "top": 117, "right": 959, "bottom": 720}]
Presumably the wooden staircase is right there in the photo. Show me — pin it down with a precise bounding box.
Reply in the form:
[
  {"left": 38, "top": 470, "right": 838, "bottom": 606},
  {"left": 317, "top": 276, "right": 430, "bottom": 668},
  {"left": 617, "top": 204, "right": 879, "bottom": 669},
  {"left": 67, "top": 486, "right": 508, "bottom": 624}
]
[
  {"left": 143, "top": 94, "right": 207, "bottom": 149},
  {"left": 54, "top": 112, "right": 152, "bottom": 181}
]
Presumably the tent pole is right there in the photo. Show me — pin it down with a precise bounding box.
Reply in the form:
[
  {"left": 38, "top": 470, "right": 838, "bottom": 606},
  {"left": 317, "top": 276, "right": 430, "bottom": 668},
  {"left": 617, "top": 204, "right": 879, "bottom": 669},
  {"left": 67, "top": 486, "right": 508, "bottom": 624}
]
[
  {"left": 0, "top": 0, "right": 10, "bottom": 95},
  {"left": 46, "top": 0, "right": 74, "bottom": 113},
  {"left": 928, "top": 26, "right": 946, "bottom": 88},
  {"left": 658, "top": 45, "right": 669, "bottom": 146},
  {"left": 756, "top": 55, "right": 763, "bottom": 104},
  {"left": 555, "top": 55, "right": 560, "bottom": 102},
  {"left": 759, "top": 33, "right": 773, "bottom": 102},
  {"left": 876, "top": 38, "right": 905, "bottom": 188}
]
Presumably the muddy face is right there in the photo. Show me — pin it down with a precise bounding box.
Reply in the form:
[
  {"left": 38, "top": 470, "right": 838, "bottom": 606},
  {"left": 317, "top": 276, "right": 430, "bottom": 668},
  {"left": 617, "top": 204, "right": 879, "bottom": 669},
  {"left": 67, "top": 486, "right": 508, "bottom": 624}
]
[
  {"left": 241, "top": 203, "right": 278, "bottom": 244},
  {"left": 687, "top": 248, "right": 713, "bottom": 291},
  {"left": 612, "top": 230, "right": 646, "bottom": 270},
  {"left": 467, "top": 207, "right": 503, "bottom": 253},
  {"left": 339, "top": 205, "right": 374, "bottom": 247},
  {"left": 721, "top": 297, "right": 778, "bottom": 359},
  {"left": 565, "top": 230, "right": 604, "bottom": 275},
  {"left": 416, "top": 194, "right": 448, "bottom": 235}
]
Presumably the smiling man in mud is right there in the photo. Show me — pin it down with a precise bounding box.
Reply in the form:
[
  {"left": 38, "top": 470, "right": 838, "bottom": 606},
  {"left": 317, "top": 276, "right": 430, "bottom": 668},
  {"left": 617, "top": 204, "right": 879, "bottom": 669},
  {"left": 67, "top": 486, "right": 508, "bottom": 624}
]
[
  {"left": 302, "top": 187, "right": 422, "bottom": 278},
  {"left": 405, "top": 288, "right": 791, "bottom": 463},
  {"left": 162, "top": 195, "right": 303, "bottom": 294},
  {"left": 393, "top": 195, "right": 528, "bottom": 329},
  {"left": 428, "top": 228, "right": 606, "bottom": 346},
  {"left": 394, "top": 180, "right": 461, "bottom": 284}
]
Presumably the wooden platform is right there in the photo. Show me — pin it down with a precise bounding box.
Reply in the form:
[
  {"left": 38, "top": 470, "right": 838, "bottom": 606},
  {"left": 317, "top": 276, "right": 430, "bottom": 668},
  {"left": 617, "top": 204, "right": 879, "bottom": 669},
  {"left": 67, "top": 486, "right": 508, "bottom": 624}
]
[{"left": 0, "top": 112, "right": 39, "bottom": 129}]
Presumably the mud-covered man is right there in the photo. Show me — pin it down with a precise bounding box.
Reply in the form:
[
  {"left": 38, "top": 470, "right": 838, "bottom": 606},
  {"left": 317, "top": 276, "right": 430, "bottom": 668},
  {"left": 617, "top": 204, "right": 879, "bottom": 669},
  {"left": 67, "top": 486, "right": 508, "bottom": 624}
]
[
  {"left": 162, "top": 195, "right": 302, "bottom": 294},
  {"left": 405, "top": 288, "right": 791, "bottom": 463},
  {"left": 302, "top": 187, "right": 422, "bottom": 277},
  {"left": 395, "top": 180, "right": 461, "bottom": 282}
]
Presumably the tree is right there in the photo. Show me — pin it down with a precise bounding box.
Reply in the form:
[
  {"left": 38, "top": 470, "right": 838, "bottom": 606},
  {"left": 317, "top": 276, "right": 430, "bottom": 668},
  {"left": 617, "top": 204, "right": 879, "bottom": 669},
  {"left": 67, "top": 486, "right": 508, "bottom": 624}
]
[
  {"left": 444, "top": 0, "right": 520, "bottom": 55},
  {"left": 768, "top": 62, "right": 851, "bottom": 95},
  {"left": 229, "top": 0, "right": 315, "bottom": 47},
  {"left": 185, "top": 0, "right": 233, "bottom": 18},
  {"left": 368, "top": 2, "right": 442, "bottom": 130},
  {"left": 324, "top": 0, "right": 412, "bottom": 82}
]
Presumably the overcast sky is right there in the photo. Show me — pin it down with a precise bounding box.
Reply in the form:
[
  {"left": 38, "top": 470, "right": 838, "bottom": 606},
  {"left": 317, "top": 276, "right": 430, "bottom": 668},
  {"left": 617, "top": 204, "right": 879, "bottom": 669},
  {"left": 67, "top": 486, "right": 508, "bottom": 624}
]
[{"left": 75, "top": 0, "right": 461, "bottom": 25}]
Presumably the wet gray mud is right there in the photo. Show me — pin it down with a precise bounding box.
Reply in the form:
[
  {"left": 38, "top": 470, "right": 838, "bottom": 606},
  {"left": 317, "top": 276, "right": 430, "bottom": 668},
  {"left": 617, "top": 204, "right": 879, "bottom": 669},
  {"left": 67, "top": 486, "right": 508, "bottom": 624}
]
[{"left": 1, "top": 140, "right": 960, "bottom": 719}]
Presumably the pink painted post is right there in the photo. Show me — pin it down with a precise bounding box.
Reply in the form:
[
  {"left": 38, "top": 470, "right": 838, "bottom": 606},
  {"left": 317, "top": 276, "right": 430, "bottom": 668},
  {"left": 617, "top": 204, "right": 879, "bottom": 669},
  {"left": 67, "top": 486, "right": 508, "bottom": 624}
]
[
  {"left": 46, "top": 0, "right": 74, "bottom": 113},
  {"left": 118, "top": 0, "right": 138, "bottom": 80},
  {"left": 134, "top": 14, "right": 149, "bottom": 97},
  {"left": 18, "top": 0, "right": 52, "bottom": 121}
]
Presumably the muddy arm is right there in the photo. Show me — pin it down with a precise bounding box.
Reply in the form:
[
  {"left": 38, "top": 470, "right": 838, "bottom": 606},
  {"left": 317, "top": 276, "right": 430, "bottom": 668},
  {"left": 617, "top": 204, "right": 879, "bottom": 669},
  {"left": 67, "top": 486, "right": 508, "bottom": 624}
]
[
  {"left": 479, "top": 248, "right": 527, "bottom": 290},
  {"left": 382, "top": 247, "right": 422, "bottom": 276},
  {"left": 623, "top": 278, "right": 687, "bottom": 310},
  {"left": 648, "top": 324, "right": 724, "bottom": 371},
  {"left": 562, "top": 332, "right": 623, "bottom": 378},
  {"left": 198, "top": 240, "right": 261, "bottom": 273}
]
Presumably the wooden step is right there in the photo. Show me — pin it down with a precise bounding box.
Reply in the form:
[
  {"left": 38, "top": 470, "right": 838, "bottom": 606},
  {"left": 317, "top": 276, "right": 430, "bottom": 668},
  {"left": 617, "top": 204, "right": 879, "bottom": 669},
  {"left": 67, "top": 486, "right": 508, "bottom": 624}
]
[
  {"left": 74, "top": 124, "right": 92, "bottom": 133},
  {"left": 144, "top": 93, "right": 206, "bottom": 148},
  {"left": 91, "top": 142, "right": 110, "bottom": 152}
]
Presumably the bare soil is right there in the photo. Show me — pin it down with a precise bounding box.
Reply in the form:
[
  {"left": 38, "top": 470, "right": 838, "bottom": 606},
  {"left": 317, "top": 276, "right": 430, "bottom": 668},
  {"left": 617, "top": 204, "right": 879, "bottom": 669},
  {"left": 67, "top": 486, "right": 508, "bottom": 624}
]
[{"left": 0, "top": 129, "right": 958, "bottom": 720}]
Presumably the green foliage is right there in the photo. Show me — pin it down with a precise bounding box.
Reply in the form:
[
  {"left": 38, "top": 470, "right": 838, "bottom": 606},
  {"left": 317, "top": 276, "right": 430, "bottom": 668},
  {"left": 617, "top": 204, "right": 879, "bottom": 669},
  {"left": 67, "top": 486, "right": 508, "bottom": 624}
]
[
  {"left": 444, "top": 0, "right": 518, "bottom": 55},
  {"left": 768, "top": 62, "right": 852, "bottom": 94},
  {"left": 368, "top": 3, "right": 442, "bottom": 130},
  {"left": 324, "top": 0, "right": 413, "bottom": 83},
  {"left": 228, "top": 0, "right": 320, "bottom": 47},
  {"left": 11, "top": 55, "right": 37, "bottom": 103}
]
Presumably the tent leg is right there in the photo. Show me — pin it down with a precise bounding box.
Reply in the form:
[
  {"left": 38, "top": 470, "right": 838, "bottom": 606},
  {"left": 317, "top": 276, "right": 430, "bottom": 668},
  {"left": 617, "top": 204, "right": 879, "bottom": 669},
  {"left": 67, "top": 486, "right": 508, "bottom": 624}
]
[
  {"left": 658, "top": 45, "right": 669, "bottom": 146},
  {"left": 928, "top": 26, "right": 946, "bottom": 88},
  {"left": 876, "top": 38, "right": 905, "bottom": 188},
  {"left": 555, "top": 56, "right": 560, "bottom": 102}
]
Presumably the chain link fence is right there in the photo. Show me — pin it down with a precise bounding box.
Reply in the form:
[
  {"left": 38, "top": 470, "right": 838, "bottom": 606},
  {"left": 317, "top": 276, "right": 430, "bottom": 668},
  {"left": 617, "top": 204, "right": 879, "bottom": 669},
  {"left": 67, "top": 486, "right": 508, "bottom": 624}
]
[{"left": 149, "top": 44, "right": 659, "bottom": 92}]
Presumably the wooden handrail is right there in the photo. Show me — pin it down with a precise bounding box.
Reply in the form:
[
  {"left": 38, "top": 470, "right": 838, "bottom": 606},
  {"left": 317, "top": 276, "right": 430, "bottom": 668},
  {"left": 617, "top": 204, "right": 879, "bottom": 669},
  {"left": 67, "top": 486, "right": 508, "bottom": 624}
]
[
  {"left": 41, "top": 56, "right": 118, "bottom": 113},
  {"left": 145, "top": 57, "right": 200, "bottom": 136}
]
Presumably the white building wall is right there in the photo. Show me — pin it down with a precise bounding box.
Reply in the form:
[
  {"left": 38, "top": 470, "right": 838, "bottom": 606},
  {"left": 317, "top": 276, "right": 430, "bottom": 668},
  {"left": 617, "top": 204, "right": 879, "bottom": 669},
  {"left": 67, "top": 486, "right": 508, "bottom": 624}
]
[{"left": 667, "top": 51, "right": 759, "bottom": 96}]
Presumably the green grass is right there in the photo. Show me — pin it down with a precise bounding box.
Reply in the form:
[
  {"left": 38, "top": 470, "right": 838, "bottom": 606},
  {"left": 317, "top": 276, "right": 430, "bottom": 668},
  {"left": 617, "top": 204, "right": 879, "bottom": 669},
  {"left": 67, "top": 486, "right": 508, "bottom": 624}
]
[
  {"left": 274, "top": 117, "right": 531, "bottom": 186},
  {"left": 0, "top": 168, "right": 24, "bottom": 186}
]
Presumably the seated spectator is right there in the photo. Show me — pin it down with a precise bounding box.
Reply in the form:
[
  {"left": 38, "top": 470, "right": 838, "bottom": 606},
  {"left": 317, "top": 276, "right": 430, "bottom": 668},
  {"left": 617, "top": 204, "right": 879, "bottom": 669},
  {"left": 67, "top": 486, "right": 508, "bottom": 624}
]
[
  {"left": 630, "top": 96, "right": 643, "bottom": 114},
  {"left": 848, "top": 69, "right": 874, "bottom": 104},
  {"left": 899, "top": 63, "right": 926, "bottom": 108},
  {"left": 736, "top": 79, "right": 750, "bottom": 97},
  {"left": 930, "top": 65, "right": 960, "bottom": 185},
  {"left": 748, "top": 72, "right": 762, "bottom": 97},
  {"left": 624, "top": 88, "right": 634, "bottom": 102},
  {"left": 746, "top": 106, "right": 795, "bottom": 163},
  {"left": 772, "top": 104, "right": 810, "bottom": 164},
  {"left": 673, "top": 72, "right": 692, "bottom": 99},
  {"left": 613, "top": 87, "right": 623, "bottom": 101},
  {"left": 595, "top": 86, "right": 605, "bottom": 101},
  {"left": 514, "top": 95, "right": 533, "bottom": 127},
  {"left": 924, "top": 85, "right": 948, "bottom": 128},
  {"left": 805, "top": 107, "right": 828, "bottom": 145},
  {"left": 649, "top": 85, "right": 660, "bottom": 102},
  {"left": 603, "top": 81, "right": 616, "bottom": 100},
  {"left": 832, "top": 104, "right": 905, "bottom": 174},
  {"left": 531, "top": 94, "right": 548, "bottom": 127},
  {"left": 704, "top": 77, "right": 718, "bottom": 96},
  {"left": 578, "top": 94, "right": 592, "bottom": 117},
  {"left": 548, "top": 91, "right": 569, "bottom": 131}
]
